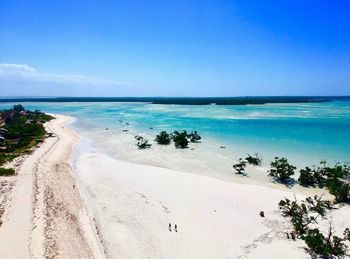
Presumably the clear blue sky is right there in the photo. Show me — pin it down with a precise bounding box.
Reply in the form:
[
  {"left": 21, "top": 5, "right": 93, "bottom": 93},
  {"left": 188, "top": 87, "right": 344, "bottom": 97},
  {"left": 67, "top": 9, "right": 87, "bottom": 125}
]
[{"left": 0, "top": 0, "right": 349, "bottom": 96}]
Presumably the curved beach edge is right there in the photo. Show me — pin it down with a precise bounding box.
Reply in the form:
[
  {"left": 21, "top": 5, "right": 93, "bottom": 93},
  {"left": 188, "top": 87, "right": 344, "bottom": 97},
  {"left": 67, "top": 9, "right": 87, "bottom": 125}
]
[{"left": 0, "top": 114, "right": 106, "bottom": 258}]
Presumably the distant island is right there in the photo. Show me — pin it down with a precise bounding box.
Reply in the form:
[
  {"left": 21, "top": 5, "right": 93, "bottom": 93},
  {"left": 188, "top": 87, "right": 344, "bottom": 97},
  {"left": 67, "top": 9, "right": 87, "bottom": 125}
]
[{"left": 0, "top": 96, "right": 344, "bottom": 105}]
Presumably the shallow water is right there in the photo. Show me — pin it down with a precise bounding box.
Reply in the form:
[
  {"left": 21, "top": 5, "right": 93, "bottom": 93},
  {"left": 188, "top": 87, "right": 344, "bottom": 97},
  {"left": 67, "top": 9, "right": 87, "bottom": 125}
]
[{"left": 1, "top": 100, "right": 349, "bottom": 173}]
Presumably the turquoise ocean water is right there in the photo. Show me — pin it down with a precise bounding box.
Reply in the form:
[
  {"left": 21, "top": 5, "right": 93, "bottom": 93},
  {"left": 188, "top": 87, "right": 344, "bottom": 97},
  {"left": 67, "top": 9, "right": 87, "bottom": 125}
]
[{"left": 0, "top": 99, "right": 349, "bottom": 168}]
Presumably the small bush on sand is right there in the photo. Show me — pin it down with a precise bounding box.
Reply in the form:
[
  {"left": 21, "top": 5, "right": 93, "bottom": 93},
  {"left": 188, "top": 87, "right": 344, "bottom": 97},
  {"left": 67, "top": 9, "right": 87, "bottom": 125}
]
[
  {"left": 245, "top": 153, "right": 262, "bottom": 166},
  {"left": 291, "top": 210, "right": 317, "bottom": 236},
  {"left": 155, "top": 131, "right": 171, "bottom": 145},
  {"left": 325, "top": 162, "right": 350, "bottom": 179},
  {"left": 326, "top": 178, "right": 350, "bottom": 204},
  {"left": 305, "top": 195, "right": 333, "bottom": 217},
  {"left": 277, "top": 183, "right": 349, "bottom": 257},
  {"left": 269, "top": 157, "right": 296, "bottom": 184},
  {"left": 278, "top": 196, "right": 318, "bottom": 235},
  {"left": 135, "top": 135, "right": 151, "bottom": 149},
  {"left": 298, "top": 167, "right": 319, "bottom": 187},
  {"left": 233, "top": 158, "right": 247, "bottom": 175},
  {"left": 298, "top": 161, "right": 349, "bottom": 188},
  {"left": 171, "top": 131, "right": 189, "bottom": 149},
  {"left": 303, "top": 226, "right": 350, "bottom": 258},
  {"left": 278, "top": 197, "right": 301, "bottom": 217},
  {"left": 188, "top": 131, "right": 201, "bottom": 143}
]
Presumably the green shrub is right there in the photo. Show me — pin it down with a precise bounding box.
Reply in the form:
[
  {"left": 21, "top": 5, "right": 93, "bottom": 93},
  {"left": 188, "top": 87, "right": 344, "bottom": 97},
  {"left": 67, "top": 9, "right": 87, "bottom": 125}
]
[
  {"left": 155, "top": 131, "right": 171, "bottom": 145},
  {"left": 188, "top": 131, "right": 201, "bottom": 143},
  {"left": 319, "top": 162, "right": 350, "bottom": 203},
  {"left": 233, "top": 158, "right": 247, "bottom": 175},
  {"left": 278, "top": 197, "right": 320, "bottom": 238},
  {"left": 279, "top": 196, "right": 332, "bottom": 219},
  {"left": 171, "top": 131, "right": 189, "bottom": 149},
  {"left": 269, "top": 157, "right": 296, "bottom": 184},
  {"left": 298, "top": 167, "right": 318, "bottom": 187},
  {"left": 305, "top": 195, "right": 332, "bottom": 217},
  {"left": 303, "top": 227, "right": 349, "bottom": 257},
  {"left": 0, "top": 105, "right": 53, "bottom": 171},
  {"left": 0, "top": 156, "right": 6, "bottom": 166},
  {"left": 279, "top": 197, "right": 316, "bottom": 235},
  {"left": 277, "top": 175, "right": 349, "bottom": 257},
  {"left": 325, "top": 163, "right": 350, "bottom": 179},
  {"left": 135, "top": 135, "right": 151, "bottom": 149},
  {"left": 0, "top": 167, "right": 15, "bottom": 176},
  {"left": 245, "top": 153, "right": 262, "bottom": 166},
  {"left": 291, "top": 210, "right": 316, "bottom": 235},
  {"left": 298, "top": 162, "right": 350, "bottom": 203},
  {"left": 326, "top": 178, "right": 350, "bottom": 204},
  {"left": 298, "top": 162, "right": 328, "bottom": 188},
  {"left": 278, "top": 197, "right": 301, "bottom": 217}
]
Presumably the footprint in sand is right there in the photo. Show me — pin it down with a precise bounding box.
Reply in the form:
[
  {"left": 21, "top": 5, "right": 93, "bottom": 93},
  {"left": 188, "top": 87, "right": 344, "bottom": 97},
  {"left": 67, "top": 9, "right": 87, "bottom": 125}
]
[{"left": 159, "top": 201, "right": 170, "bottom": 213}]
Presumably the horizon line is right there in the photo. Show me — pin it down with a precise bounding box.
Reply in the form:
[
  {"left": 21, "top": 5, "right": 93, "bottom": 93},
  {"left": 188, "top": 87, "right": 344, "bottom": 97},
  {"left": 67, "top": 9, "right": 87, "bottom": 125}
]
[{"left": 0, "top": 95, "right": 350, "bottom": 99}]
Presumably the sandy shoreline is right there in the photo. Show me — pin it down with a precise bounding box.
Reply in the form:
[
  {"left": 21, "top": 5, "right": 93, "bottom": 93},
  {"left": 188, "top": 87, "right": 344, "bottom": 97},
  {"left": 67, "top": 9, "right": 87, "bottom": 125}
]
[
  {"left": 0, "top": 114, "right": 349, "bottom": 258},
  {"left": 75, "top": 139, "right": 349, "bottom": 258},
  {"left": 0, "top": 115, "right": 105, "bottom": 258}
]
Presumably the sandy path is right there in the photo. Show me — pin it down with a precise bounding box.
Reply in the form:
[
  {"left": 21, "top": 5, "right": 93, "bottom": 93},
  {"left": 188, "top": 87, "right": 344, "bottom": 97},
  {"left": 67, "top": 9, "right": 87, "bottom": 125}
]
[{"left": 0, "top": 115, "right": 105, "bottom": 259}]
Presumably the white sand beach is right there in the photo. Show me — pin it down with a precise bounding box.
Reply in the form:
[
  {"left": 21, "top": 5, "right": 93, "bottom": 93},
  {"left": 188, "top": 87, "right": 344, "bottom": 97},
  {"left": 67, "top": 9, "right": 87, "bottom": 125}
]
[
  {"left": 76, "top": 152, "right": 350, "bottom": 259},
  {"left": 0, "top": 115, "right": 105, "bottom": 258},
  {"left": 0, "top": 114, "right": 349, "bottom": 259}
]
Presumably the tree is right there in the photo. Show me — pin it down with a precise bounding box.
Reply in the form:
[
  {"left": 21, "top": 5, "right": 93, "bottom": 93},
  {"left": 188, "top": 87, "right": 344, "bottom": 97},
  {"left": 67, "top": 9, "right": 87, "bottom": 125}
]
[
  {"left": 245, "top": 153, "right": 262, "bottom": 166},
  {"left": 171, "top": 131, "right": 189, "bottom": 148},
  {"left": 233, "top": 158, "right": 247, "bottom": 175},
  {"left": 268, "top": 157, "right": 296, "bottom": 184},
  {"left": 155, "top": 131, "right": 171, "bottom": 145}
]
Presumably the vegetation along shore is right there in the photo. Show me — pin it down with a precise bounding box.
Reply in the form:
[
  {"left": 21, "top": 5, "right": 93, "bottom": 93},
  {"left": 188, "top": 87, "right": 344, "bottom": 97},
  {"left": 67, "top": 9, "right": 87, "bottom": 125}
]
[{"left": 0, "top": 104, "right": 53, "bottom": 175}]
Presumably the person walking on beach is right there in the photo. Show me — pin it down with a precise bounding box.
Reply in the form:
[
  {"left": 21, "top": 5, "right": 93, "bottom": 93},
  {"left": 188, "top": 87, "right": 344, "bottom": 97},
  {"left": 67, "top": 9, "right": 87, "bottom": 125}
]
[{"left": 168, "top": 223, "right": 172, "bottom": 232}]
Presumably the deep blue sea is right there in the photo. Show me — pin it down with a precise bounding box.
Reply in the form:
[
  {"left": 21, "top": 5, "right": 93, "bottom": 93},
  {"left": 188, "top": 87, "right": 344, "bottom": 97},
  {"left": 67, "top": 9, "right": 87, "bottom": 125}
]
[{"left": 1, "top": 99, "right": 349, "bottom": 168}]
